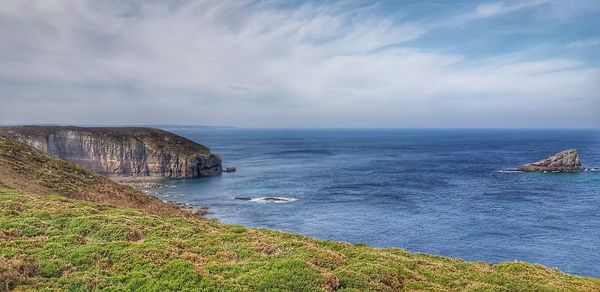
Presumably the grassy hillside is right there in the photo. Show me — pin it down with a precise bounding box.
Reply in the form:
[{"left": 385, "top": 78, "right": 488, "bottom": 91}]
[
  {"left": 2, "top": 190, "right": 600, "bottom": 291},
  {"left": 1, "top": 135, "right": 599, "bottom": 291},
  {"left": 0, "top": 135, "right": 182, "bottom": 216}
]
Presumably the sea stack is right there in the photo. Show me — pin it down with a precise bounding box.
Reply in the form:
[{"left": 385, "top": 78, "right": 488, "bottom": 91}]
[{"left": 519, "top": 149, "right": 584, "bottom": 172}]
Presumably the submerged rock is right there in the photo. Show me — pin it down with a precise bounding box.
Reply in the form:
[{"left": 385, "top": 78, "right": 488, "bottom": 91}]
[
  {"left": 234, "top": 197, "right": 252, "bottom": 201},
  {"left": 224, "top": 167, "right": 237, "bottom": 173},
  {"left": 519, "top": 149, "right": 584, "bottom": 172}
]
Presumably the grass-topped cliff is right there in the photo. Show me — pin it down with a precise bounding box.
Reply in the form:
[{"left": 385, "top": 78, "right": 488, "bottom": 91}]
[
  {"left": 0, "top": 136, "right": 181, "bottom": 216},
  {"left": 1, "top": 136, "right": 599, "bottom": 291},
  {"left": 0, "top": 126, "right": 222, "bottom": 178},
  {"left": 0, "top": 126, "right": 211, "bottom": 156}
]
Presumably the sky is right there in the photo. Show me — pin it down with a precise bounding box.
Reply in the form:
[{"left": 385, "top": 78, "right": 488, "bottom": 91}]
[{"left": 0, "top": 0, "right": 599, "bottom": 128}]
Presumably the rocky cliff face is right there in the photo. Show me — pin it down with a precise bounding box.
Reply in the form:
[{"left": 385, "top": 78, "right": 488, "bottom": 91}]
[
  {"left": 519, "top": 149, "right": 583, "bottom": 172},
  {"left": 0, "top": 126, "right": 222, "bottom": 178}
]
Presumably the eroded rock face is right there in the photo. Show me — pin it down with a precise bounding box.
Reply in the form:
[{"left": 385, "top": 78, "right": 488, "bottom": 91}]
[
  {"left": 0, "top": 126, "right": 222, "bottom": 178},
  {"left": 519, "top": 149, "right": 583, "bottom": 172}
]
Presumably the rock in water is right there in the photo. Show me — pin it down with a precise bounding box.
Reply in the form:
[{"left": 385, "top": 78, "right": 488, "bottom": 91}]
[
  {"left": 519, "top": 149, "right": 584, "bottom": 172},
  {"left": 224, "top": 166, "right": 237, "bottom": 173}
]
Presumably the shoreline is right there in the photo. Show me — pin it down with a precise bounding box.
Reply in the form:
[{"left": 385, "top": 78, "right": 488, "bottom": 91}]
[
  {"left": 110, "top": 176, "right": 166, "bottom": 189},
  {"left": 138, "top": 181, "right": 600, "bottom": 279},
  {"left": 2, "top": 132, "right": 600, "bottom": 289},
  {"left": 123, "top": 179, "right": 216, "bottom": 218}
]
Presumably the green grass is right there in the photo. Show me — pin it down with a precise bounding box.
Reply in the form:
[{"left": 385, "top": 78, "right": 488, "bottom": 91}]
[
  {"left": 1, "top": 189, "right": 599, "bottom": 291},
  {"left": 0, "top": 135, "right": 182, "bottom": 216}
]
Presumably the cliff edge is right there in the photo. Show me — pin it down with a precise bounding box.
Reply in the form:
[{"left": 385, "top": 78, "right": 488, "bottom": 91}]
[{"left": 0, "top": 126, "right": 222, "bottom": 178}]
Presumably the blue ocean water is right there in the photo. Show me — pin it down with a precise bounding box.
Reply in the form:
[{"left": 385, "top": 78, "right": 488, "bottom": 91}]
[{"left": 151, "top": 128, "right": 600, "bottom": 277}]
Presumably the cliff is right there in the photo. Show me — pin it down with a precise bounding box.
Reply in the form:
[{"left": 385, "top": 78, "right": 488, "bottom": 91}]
[
  {"left": 0, "top": 126, "right": 222, "bottom": 178},
  {"left": 0, "top": 135, "right": 182, "bottom": 215},
  {"left": 519, "top": 149, "right": 584, "bottom": 172}
]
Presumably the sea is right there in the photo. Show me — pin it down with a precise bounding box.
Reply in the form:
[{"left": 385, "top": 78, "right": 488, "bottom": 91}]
[{"left": 149, "top": 128, "right": 600, "bottom": 278}]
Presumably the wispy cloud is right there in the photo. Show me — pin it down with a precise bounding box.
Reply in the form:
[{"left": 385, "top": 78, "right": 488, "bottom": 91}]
[
  {"left": 567, "top": 39, "right": 600, "bottom": 49},
  {"left": 475, "top": 0, "right": 550, "bottom": 17},
  {"left": 0, "top": 0, "right": 598, "bottom": 128}
]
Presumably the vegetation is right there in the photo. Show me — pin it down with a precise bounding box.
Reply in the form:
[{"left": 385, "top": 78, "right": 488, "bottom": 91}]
[
  {"left": 2, "top": 190, "right": 600, "bottom": 291},
  {"left": 1, "top": 135, "right": 599, "bottom": 291},
  {"left": 0, "top": 136, "right": 181, "bottom": 216}
]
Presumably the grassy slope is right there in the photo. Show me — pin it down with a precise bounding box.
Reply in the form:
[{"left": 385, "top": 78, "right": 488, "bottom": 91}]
[
  {"left": 2, "top": 190, "right": 600, "bottom": 291},
  {"left": 0, "top": 136, "right": 599, "bottom": 291},
  {"left": 0, "top": 136, "right": 182, "bottom": 216}
]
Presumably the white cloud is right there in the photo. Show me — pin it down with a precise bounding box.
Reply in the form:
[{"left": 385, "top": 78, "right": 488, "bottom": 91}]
[
  {"left": 476, "top": 2, "right": 506, "bottom": 16},
  {"left": 567, "top": 39, "right": 600, "bottom": 49},
  {"left": 475, "top": 0, "right": 550, "bottom": 17},
  {"left": 0, "top": 0, "right": 598, "bottom": 128}
]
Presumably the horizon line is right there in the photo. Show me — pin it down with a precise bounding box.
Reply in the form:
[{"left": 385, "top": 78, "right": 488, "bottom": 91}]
[{"left": 1, "top": 123, "right": 599, "bottom": 130}]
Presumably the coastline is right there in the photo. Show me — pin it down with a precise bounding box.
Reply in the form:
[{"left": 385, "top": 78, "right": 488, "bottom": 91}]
[
  {"left": 2, "top": 132, "right": 600, "bottom": 290},
  {"left": 148, "top": 128, "right": 600, "bottom": 278}
]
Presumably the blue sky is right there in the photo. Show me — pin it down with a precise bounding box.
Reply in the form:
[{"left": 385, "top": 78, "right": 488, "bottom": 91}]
[{"left": 0, "top": 0, "right": 599, "bottom": 128}]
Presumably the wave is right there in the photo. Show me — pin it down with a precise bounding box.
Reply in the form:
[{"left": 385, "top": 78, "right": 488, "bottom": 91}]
[
  {"left": 253, "top": 197, "right": 297, "bottom": 203},
  {"left": 235, "top": 196, "right": 297, "bottom": 203},
  {"left": 496, "top": 169, "right": 523, "bottom": 173}
]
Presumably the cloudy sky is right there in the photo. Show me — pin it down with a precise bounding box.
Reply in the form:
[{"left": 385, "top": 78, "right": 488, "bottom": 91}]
[{"left": 1, "top": 0, "right": 599, "bottom": 128}]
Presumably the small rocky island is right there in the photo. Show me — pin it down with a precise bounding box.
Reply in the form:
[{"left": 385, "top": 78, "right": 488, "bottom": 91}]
[
  {"left": 519, "top": 149, "right": 584, "bottom": 172},
  {"left": 0, "top": 126, "right": 222, "bottom": 178}
]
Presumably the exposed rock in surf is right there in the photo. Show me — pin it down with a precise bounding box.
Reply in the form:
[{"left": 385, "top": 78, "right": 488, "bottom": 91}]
[
  {"left": 235, "top": 197, "right": 252, "bottom": 201},
  {"left": 262, "top": 197, "right": 289, "bottom": 202},
  {"left": 225, "top": 167, "right": 237, "bottom": 173},
  {"left": 519, "top": 149, "right": 584, "bottom": 172}
]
